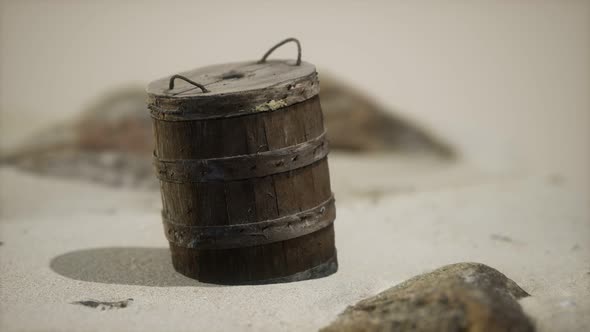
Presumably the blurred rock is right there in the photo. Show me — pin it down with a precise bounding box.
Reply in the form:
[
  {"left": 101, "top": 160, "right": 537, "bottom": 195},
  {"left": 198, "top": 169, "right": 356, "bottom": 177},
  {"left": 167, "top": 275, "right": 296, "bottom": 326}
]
[
  {"left": 320, "top": 74, "right": 454, "bottom": 158},
  {"left": 0, "top": 86, "right": 157, "bottom": 189},
  {"left": 321, "top": 263, "right": 534, "bottom": 332},
  {"left": 2, "top": 87, "right": 151, "bottom": 160},
  {"left": 76, "top": 88, "right": 153, "bottom": 155},
  {"left": 1, "top": 74, "right": 455, "bottom": 188}
]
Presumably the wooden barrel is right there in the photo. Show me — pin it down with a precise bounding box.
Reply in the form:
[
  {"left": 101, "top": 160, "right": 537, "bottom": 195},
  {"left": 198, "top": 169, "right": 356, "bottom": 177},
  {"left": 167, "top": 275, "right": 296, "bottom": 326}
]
[{"left": 146, "top": 39, "right": 337, "bottom": 284}]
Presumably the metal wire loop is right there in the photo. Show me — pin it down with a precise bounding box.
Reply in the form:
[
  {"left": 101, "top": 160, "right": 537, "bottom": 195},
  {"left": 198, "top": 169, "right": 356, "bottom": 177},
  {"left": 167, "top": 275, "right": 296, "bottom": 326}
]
[
  {"left": 258, "top": 38, "right": 302, "bottom": 66},
  {"left": 168, "top": 74, "right": 209, "bottom": 92}
]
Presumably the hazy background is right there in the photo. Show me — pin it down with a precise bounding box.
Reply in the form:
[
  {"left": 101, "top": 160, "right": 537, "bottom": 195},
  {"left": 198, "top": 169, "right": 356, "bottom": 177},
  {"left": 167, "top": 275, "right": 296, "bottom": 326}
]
[{"left": 1, "top": 0, "right": 589, "bottom": 178}]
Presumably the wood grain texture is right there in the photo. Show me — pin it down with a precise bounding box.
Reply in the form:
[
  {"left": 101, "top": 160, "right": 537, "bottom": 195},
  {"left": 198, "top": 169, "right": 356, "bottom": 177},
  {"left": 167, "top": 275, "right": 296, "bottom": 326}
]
[
  {"left": 147, "top": 60, "right": 319, "bottom": 121},
  {"left": 152, "top": 96, "right": 337, "bottom": 284},
  {"left": 153, "top": 132, "right": 329, "bottom": 182},
  {"left": 162, "top": 196, "right": 335, "bottom": 249}
]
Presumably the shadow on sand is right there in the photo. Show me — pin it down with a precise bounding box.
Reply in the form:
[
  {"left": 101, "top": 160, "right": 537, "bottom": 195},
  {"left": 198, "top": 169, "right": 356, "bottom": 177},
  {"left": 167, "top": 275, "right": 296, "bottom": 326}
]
[{"left": 50, "top": 247, "right": 218, "bottom": 287}]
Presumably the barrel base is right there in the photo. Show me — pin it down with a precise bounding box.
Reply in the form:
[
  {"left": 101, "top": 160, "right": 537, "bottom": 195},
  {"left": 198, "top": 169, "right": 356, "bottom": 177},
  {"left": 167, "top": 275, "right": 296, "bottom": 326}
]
[
  {"left": 250, "top": 255, "right": 338, "bottom": 285},
  {"left": 169, "top": 224, "right": 337, "bottom": 285}
]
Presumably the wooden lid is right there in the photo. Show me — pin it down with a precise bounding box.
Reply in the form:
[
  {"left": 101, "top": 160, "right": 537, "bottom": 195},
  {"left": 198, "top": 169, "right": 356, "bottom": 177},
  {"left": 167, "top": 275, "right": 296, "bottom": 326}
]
[{"left": 147, "top": 59, "right": 319, "bottom": 121}]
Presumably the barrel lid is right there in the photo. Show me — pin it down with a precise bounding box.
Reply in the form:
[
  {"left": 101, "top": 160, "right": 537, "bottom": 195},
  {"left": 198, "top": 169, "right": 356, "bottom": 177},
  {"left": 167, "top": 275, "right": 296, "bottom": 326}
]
[{"left": 147, "top": 58, "right": 319, "bottom": 121}]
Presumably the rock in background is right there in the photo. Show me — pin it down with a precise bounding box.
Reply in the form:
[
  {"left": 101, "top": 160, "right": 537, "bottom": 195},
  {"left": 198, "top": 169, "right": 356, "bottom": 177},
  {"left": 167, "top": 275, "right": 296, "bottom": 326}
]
[
  {"left": 320, "top": 74, "right": 454, "bottom": 158},
  {"left": 0, "top": 75, "right": 455, "bottom": 188},
  {"left": 0, "top": 87, "right": 156, "bottom": 188},
  {"left": 321, "top": 263, "right": 534, "bottom": 332}
]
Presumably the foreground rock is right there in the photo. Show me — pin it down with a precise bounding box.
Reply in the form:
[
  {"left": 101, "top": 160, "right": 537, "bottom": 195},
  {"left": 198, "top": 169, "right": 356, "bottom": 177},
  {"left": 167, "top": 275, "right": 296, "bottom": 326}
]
[{"left": 321, "top": 263, "right": 534, "bottom": 332}]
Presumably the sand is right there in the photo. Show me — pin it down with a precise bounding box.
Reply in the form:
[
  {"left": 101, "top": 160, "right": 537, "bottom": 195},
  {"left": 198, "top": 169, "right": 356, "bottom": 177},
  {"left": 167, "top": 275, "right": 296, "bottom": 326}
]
[{"left": 1, "top": 153, "right": 588, "bottom": 331}]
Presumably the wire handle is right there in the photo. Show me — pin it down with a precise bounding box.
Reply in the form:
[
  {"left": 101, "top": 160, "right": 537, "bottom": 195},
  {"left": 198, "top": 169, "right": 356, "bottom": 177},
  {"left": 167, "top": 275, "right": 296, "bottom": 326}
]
[
  {"left": 167, "top": 37, "right": 303, "bottom": 93},
  {"left": 168, "top": 74, "right": 210, "bottom": 92},
  {"left": 258, "top": 38, "right": 302, "bottom": 66}
]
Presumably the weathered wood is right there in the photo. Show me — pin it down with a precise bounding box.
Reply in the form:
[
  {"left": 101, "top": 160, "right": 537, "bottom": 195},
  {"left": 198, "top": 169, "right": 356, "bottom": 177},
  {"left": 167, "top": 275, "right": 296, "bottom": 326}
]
[
  {"left": 163, "top": 196, "right": 335, "bottom": 249},
  {"left": 147, "top": 60, "right": 319, "bottom": 121},
  {"left": 169, "top": 224, "right": 337, "bottom": 285},
  {"left": 148, "top": 58, "right": 337, "bottom": 284},
  {"left": 153, "top": 132, "right": 329, "bottom": 182}
]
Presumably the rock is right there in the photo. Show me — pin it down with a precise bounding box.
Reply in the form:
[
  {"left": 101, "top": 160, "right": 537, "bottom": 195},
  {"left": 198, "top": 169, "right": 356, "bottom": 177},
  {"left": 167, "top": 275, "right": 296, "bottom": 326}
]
[
  {"left": 0, "top": 86, "right": 157, "bottom": 188},
  {"left": 320, "top": 74, "right": 454, "bottom": 158},
  {"left": 321, "top": 263, "right": 534, "bottom": 332},
  {"left": 1, "top": 86, "right": 151, "bottom": 162},
  {"left": 1, "top": 75, "right": 455, "bottom": 188},
  {"left": 76, "top": 87, "right": 153, "bottom": 155}
]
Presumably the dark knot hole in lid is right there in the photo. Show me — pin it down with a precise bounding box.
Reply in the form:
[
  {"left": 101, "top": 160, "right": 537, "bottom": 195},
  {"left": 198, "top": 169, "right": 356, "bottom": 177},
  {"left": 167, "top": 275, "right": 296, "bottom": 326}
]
[{"left": 221, "top": 70, "right": 245, "bottom": 80}]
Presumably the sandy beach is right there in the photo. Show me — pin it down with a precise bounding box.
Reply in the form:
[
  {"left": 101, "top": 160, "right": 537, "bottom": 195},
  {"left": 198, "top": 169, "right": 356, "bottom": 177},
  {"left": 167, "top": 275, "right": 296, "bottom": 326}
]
[
  {"left": 1, "top": 1, "right": 589, "bottom": 331},
  {"left": 1, "top": 152, "right": 589, "bottom": 331}
]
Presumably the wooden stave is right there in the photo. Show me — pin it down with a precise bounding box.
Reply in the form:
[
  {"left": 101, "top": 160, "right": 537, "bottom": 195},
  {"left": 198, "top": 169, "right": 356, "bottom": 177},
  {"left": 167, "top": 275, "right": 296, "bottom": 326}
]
[{"left": 151, "top": 96, "right": 337, "bottom": 283}]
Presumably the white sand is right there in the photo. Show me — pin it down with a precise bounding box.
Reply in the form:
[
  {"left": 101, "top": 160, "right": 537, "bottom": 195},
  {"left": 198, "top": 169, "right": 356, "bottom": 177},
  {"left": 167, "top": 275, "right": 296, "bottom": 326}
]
[{"left": 0, "top": 154, "right": 588, "bottom": 331}]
